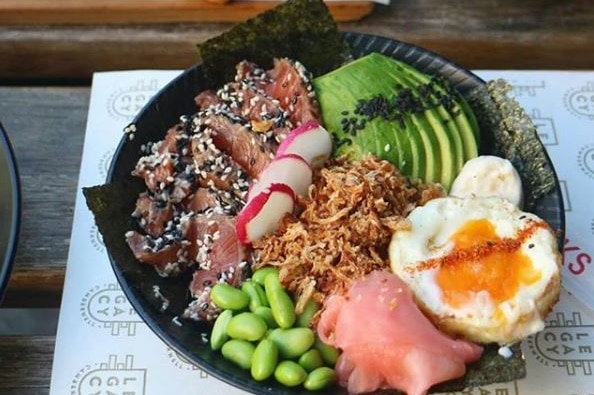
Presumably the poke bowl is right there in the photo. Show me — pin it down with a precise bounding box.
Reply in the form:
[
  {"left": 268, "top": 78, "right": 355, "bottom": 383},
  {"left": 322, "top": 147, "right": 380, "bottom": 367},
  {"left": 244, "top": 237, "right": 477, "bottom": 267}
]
[{"left": 85, "top": 1, "right": 565, "bottom": 394}]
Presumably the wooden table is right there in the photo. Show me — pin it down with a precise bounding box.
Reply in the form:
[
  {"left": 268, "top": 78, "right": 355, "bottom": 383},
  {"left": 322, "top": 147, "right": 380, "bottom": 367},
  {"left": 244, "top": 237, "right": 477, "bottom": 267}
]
[{"left": 0, "top": 0, "right": 592, "bottom": 393}]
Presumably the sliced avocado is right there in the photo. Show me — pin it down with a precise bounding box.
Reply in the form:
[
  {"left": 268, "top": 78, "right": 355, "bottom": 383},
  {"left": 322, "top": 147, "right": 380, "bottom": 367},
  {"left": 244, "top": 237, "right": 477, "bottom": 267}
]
[
  {"left": 312, "top": 52, "right": 478, "bottom": 189},
  {"left": 391, "top": 68, "right": 462, "bottom": 189},
  {"left": 409, "top": 111, "right": 438, "bottom": 183},
  {"left": 392, "top": 115, "right": 415, "bottom": 177},
  {"left": 397, "top": 61, "right": 479, "bottom": 162},
  {"left": 385, "top": 70, "right": 443, "bottom": 185}
]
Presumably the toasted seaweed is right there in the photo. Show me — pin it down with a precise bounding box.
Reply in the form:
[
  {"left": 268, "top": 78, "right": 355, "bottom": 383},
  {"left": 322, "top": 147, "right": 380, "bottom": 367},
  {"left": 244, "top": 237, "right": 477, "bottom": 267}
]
[
  {"left": 197, "top": 0, "right": 349, "bottom": 87},
  {"left": 432, "top": 343, "right": 526, "bottom": 392},
  {"left": 467, "top": 79, "right": 557, "bottom": 208},
  {"left": 83, "top": 181, "right": 142, "bottom": 269}
]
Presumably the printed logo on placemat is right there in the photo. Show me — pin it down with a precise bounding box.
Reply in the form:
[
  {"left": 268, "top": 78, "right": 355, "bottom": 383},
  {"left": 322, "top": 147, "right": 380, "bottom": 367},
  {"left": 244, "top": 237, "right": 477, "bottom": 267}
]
[
  {"left": 166, "top": 348, "right": 209, "bottom": 374},
  {"left": 529, "top": 109, "right": 558, "bottom": 146},
  {"left": 510, "top": 80, "right": 546, "bottom": 97},
  {"left": 98, "top": 148, "right": 115, "bottom": 180},
  {"left": 527, "top": 311, "right": 594, "bottom": 375},
  {"left": 443, "top": 381, "right": 519, "bottom": 395},
  {"left": 71, "top": 354, "right": 146, "bottom": 395},
  {"left": 107, "top": 79, "right": 160, "bottom": 121},
  {"left": 564, "top": 82, "right": 594, "bottom": 120},
  {"left": 578, "top": 144, "right": 594, "bottom": 180},
  {"left": 81, "top": 283, "right": 142, "bottom": 336},
  {"left": 90, "top": 225, "right": 105, "bottom": 253}
]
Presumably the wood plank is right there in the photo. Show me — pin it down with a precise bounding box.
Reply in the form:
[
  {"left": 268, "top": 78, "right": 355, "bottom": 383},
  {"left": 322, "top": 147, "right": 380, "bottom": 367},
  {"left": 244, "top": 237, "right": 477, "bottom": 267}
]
[
  {"left": 0, "top": 87, "right": 89, "bottom": 308},
  {"left": 2, "top": 268, "right": 65, "bottom": 308},
  {"left": 0, "top": 0, "right": 592, "bottom": 83},
  {"left": 0, "top": 0, "right": 375, "bottom": 24},
  {"left": 0, "top": 335, "right": 54, "bottom": 395}
]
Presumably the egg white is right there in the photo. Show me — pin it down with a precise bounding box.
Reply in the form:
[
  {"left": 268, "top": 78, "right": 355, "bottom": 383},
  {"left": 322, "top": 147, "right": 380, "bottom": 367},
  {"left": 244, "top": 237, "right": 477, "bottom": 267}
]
[{"left": 389, "top": 196, "right": 561, "bottom": 345}]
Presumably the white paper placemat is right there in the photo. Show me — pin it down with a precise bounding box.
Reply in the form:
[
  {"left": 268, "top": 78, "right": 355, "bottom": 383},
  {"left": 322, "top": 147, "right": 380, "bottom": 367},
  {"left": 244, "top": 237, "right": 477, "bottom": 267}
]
[{"left": 50, "top": 70, "right": 594, "bottom": 395}]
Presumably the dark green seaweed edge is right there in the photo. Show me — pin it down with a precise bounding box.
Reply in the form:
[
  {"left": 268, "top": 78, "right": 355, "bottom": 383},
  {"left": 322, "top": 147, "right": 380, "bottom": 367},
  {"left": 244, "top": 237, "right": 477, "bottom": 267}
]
[
  {"left": 466, "top": 80, "right": 557, "bottom": 209},
  {"left": 197, "top": 0, "right": 350, "bottom": 87}
]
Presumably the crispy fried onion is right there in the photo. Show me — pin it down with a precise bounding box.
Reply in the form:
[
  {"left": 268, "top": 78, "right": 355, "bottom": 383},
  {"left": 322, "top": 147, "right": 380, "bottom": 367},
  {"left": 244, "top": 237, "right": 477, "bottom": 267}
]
[{"left": 252, "top": 155, "right": 444, "bottom": 314}]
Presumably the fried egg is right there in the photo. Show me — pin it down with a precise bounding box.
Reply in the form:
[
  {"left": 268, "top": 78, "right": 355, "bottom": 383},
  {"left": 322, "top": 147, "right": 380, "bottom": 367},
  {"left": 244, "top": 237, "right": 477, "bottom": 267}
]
[{"left": 389, "top": 196, "right": 561, "bottom": 345}]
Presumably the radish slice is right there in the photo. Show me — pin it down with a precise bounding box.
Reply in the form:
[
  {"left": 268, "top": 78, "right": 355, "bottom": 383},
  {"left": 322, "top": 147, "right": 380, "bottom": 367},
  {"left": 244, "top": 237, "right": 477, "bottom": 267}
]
[
  {"left": 247, "top": 153, "right": 312, "bottom": 202},
  {"left": 236, "top": 183, "right": 295, "bottom": 245},
  {"left": 276, "top": 120, "right": 333, "bottom": 169}
]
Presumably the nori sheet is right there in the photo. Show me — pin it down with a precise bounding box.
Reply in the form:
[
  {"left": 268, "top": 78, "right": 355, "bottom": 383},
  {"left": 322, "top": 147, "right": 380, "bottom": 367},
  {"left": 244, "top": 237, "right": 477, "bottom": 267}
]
[
  {"left": 197, "top": 0, "right": 349, "bottom": 87},
  {"left": 467, "top": 79, "right": 557, "bottom": 209}
]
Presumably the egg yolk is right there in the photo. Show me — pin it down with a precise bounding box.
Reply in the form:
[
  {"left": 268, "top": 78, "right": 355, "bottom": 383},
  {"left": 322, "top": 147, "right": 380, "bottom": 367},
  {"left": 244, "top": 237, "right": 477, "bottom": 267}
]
[{"left": 436, "top": 218, "right": 542, "bottom": 308}]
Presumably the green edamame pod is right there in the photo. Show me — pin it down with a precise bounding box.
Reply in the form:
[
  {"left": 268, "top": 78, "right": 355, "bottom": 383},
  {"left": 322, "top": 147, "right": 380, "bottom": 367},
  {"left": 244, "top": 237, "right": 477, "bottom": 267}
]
[
  {"left": 210, "top": 309, "right": 233, "bottom": 350},
  {"left": 254, "top": 306, "right": 278, "bottom": 328},
  {"left": 210, "top": 283, "right": 249, "bottom": 311},
  {"left": 241, "top": 281, "right": 266, "bottom": 312},
  {"left": 298, "top": 349, "right": 324, "bottom": 372},
  {"left": 304, "top": 367, "right": 337, "bottom": 391},
  {"left": 252, "top": 266, "right": 279, "bottom": 286},
  {"left": 251, "top": 339, "right": 278, "bottom": 381},
  {"left": 268, "top": 327, "right": 315, "bottom": 359},
  {"left": 265, "top": 273, "right": 296, "bottom": 328},
  {"left": 296, "top": 298, "right": 320, "bottom": 328},
  {"left": 274, "top": 360, "right": 307, "bottom": 387},
  {"left": 254, "top": 282, "right": 269, "bottom": 307},
  {"left": 315, "top": 337, "right": 340, "bottom": 366},
  {"left": 221, "top": 339, "right": 255, "bottom": 370},
  {"left": 226, "top": 312, "right": 267, "bottom": 341}
]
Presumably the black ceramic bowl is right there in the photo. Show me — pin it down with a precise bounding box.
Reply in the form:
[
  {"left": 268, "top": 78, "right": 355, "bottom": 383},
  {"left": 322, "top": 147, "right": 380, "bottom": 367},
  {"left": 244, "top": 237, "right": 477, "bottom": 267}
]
[
  {"left": 105, "top": 33, "right": 565, "bottom": 395},
  {"left": 0, "top": 122, "right": 21, "bottom": 303}
]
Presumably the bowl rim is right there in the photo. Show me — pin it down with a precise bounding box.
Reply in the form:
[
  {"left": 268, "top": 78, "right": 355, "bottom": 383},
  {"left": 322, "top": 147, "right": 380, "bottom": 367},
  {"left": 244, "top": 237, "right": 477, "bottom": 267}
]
[
  {"left": 105, "top": 32, "right": 566, "bottom": 395},
  {"left": 0, "top": 121, "right": 21, "bottom": 303}
]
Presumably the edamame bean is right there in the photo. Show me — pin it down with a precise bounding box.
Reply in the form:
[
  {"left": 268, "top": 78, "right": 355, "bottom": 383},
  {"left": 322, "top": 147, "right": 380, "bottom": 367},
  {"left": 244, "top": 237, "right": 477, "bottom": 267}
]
[
  {"left": 210, "top": 283, "right": 249, "bottom": 311},
  {"left": 304, "top": 367, "right": 337, "bottom": 391},
  {"left": 274, "top": 360, "right": 307, "bottom": 387},
  {"left": 210, "top": 309, "right": 233, "bottom": 351},
  {"left": 226, "top": 312, "right": 267, "bottom": 341},
  {"left": 254, "top": 306, "right": 278, "bottom": 328},
  {"left": 221, "top": 339, "right": 255, "bottom": 370},
  {"left": 296, "top": 298, "right": 320, "bottom": 328},
  {"left": 252, "top": 266, "right": 279, "bottom": 286},
  {"left": 241, "top": 281, "right": 266, "bottom": 312},
  {"left": 265, "top": 273, "right": 296, "bottom": 328},
  {"left": 254, "top": 282, "right": 269, "bottom": 307},
  {"left": 251, "top": 339, "right": 278, "bottom": 381},
  {"left": 268, "top": 327, "right": 315, "bottom": 359},
  {"left": 263, "top": 270, "right": 282, "bottom": 291},
  {"left": 298, "top": 349, "right": 324, "bottom": 372},
  {"left": 314, "top": 337, "right": 340, "bottom": 366}
]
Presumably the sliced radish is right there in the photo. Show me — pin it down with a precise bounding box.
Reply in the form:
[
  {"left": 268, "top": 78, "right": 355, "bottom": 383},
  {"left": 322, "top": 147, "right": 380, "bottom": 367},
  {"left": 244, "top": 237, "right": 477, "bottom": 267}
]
[
  {"left": 236, "top": 183, "right": 295, "bottom": 245},
  {"left": 247, "top": 153, "right": 312, "bottom": 202},
  {"left": 276, "top": 119, "right": 333, "bottom": 169}
]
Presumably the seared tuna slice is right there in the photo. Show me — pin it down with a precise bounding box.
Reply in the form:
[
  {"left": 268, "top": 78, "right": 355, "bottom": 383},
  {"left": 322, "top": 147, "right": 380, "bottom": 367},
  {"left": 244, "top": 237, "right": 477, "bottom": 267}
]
[
  {"left": 265, "top": 58, "right": 320, "bottom": 127},
  {"left": 182, "top": 214, "right": 250, "bottom": 320},
  {"left": 183, "top": 186, "right": 244, "bottom": 217},
  {"left": 190, "top": 131, "right": 250, "bottom": 200},
  {"left": 125, "top": 231, "right": 184, "bottom": 276},
  {"left": 133, "top": 122, "right": 194, "bottom": 201},
  {"left": 195, "top": 111, "right": 273, "bottom": 179},
  {"left": 132, "top": 193, "right": 174, "bottom": 237}
]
